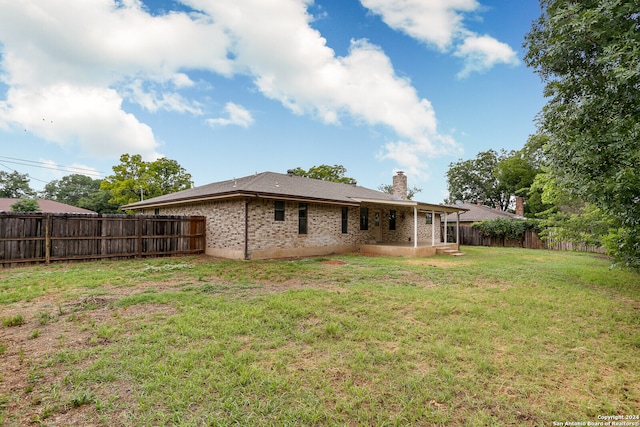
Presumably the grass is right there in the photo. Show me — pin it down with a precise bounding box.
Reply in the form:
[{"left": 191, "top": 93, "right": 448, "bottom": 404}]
[
  {"left": 0, "top": 247, "right": 638, "bottom": 426},
  {"left": 2, "top": 314, "right": 25, "bottom": 327}
]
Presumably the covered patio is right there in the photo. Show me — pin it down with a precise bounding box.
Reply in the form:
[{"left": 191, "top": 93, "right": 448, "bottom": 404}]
[
  {"left": 353, "top": 198, "right": 468, "bottom": 258},
  {"left": 359, "top": 241, "right": 461, "bottom": 257}
]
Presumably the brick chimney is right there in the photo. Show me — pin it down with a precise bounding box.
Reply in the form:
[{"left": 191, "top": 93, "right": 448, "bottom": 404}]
[
  {"left": 392, "top": 171, "right": 408, "bottom": 200},
  {"left": 515, "top": 196, "right": 524, "bottom": 216}
]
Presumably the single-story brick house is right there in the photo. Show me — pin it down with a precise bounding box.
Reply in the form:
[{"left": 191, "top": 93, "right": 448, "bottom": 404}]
[
  {"left": 123, "top": 171, "right": 467, "bottom": 260},
  {"left": 458, "top": 198, "right": 526, "bottom": 227},
  {"left": 0, "top": 198, "right": 96, "bottom": 214}
]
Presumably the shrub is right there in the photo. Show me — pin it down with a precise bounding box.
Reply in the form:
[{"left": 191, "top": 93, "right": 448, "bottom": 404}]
[
  {"left": 538, "top": 205, "right": 613, "bottom": 248},
  {"left": 602, "top": 226, "right": 640, "bottom": 271},
  {"left": 472, "top": 218, "right": 541, "bottom": 240},
  {"left": 10, "top": 198, "right": 40, "bottom": 212}
]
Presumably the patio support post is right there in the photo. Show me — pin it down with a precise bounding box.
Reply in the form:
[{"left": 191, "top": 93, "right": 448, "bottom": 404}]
[
  {"left": 431, "top": 210, "right": 435, "bottom": 246},
  {"left": 456, "top": 212, "right": 460, "bottom": 246},
  {"left": 444, "top": 213, "right": 448, "bottom": 243},
  {"left": 413, "top": 207, "right": 418, "bottom": 248}
]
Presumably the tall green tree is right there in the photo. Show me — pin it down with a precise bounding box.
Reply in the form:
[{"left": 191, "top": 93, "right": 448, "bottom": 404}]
[
  {"left": 289, "top": 165, "right": 357, "bottom": 185},
  {"left": 10, "top": 198, "right": 40, "bottom": 212},
  {"left": 524, "top": 0, "right": 640, "bottom": 269},
  {"left": 446, "top": 149, "right": 506, "bottom": 209},
  {"left": 42, "top": 174, "right": 101, "bottom": 206},
  {"left": 446, "top": 140, "right": 549, "bottom": 215},
  {"left": 146, "top": 157, "right": 195, "bottom": 196},
  {"left": 101, "top": 154, "right": 193, "bottom": 207},
  {"left": 77, "top": 191, "right": 121, "bottom": 214},
  {"left": 497, "top": 135, "right": 550, "bottom": 215},
  {"left": 0, "top": 171, "right": 35, "bottom": 198},
  {"left": 377, "top": 184, "right": 422, "bottom": 200},
  {"left": 43, "top": 174, "right": 120, "bottom": 213}
]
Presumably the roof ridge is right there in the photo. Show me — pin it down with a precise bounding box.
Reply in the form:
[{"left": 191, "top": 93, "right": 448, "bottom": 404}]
[
  {"left": 248, "top": 170, "right": 375, "bottom": 191},
  {"left": 238, "top": 171, "right": 294, "bottom": 191},
  {"left": 232, "top": 171, "right": 266, "bottom": 190}
]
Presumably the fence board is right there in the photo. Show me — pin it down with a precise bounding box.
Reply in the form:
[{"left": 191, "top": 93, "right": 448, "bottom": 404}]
[{"left": 0, "top": 213, "right": 205, "bottom": 267}]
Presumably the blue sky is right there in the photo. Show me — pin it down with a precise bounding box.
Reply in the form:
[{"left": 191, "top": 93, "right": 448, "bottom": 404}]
[{"left": 0, "top": 0, "right": 545, "bottom": 203}]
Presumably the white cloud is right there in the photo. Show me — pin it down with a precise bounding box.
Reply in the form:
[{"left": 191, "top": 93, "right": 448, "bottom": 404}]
[
  {"left": 4, "top": 83, "right": 160, "bottom": 160},
  {"left": 0, "top": 0, "right": 231, "bottom": 161},
  {"left": 335, "top": 39, "right": 452, "bottom": 160},
  {"left": 206, "top": 102, "right": 254, "bottom": 128},
  {"left": 359, "top": 0, "right": 518, "bottom": 76},
  {"left": 0, "top": 0, "right": 462, "bottom": 176},
  {"left": 122, "top": 79, "right": 203, "bottom": 114},
  {"left": 454, "top": 35, "right": 519, "bottom": 78},
  {"left": 377, "top": 132, "right": 460, "bottom": 180},
  {"left": 171, "top": 73, "right": 196, "bottom": 89},
  {"left": 184, "top": 0, "right": 459, "bottom": 172},
  {"left": 359, "top": 0, "right": 479, "bottom": 49}
]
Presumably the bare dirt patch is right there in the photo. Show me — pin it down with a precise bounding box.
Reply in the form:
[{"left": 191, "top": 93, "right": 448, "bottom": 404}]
[
  {"left": 1, "top": 265, "right": 353, "bottom": 425},
  {"left": 405, "top": 258, "right": 472, "bottom": 268},
  {"left": 0, "top": 283, "right": 177, "bottom": 427},
  {"left": 320, "top": 260, "right": 346, "bottom": 265}
]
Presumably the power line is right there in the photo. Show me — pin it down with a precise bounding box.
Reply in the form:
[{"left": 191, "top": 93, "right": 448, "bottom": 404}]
[
  {"left": 0, "top": 162, "right": 49, "bottom": 184},
  {"left": 0, "top": 156, "right": 104, "bottom": 177},
  {"left": 0, "top": 155, "right": 104, "bottom": 174}
]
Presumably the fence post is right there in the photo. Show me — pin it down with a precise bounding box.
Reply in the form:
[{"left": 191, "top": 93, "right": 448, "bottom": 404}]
[
  {"left": 190, "top": 217, "right": 196, "bottom": 253},
  {"left": 45, "top": 214, "right": 51, "bottom": 264},
  {"left": 137, "top": 216, "right": 143, "bottom": 258}
]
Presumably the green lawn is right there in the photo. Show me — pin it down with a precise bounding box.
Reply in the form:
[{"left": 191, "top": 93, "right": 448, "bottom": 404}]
[{"left": 0, "top": 247, "right": 638, "bottom": 426}]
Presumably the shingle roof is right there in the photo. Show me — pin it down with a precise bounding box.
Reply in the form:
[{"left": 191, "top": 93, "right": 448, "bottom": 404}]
[
  {"left": 0, "top": 198, "right": 97, "bottom": 214},
  {"left": 123, "top": 171, "right": 398, "bottom": 209},
  {"left": 122, "top": 171, "right": 465, "bottom": 213},
  {"left": 458, "top": 202, "right": 525, "bottom": 222}
]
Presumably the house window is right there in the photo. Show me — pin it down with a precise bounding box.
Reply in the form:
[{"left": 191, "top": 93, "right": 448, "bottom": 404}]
[
  {"left": 426, "top": 213, "right": 433, "bottom": 224},
  {"left": 359, "top": 207, "right": 368, "bottom": 230},
  {"left": 154, "top": 208, "right": 160, "bottom": 215},
  {"left": 341, "top": 207, "right": 348, "bottom": 234},
  {"left": 389, "top": 210, "right": 396, "bottom": 230},
  {"left": 298, "top": 203, "right": 308, "bottom": 234},
  {"left": 274, "top": 201, "right": 285, "bottom": 221}
]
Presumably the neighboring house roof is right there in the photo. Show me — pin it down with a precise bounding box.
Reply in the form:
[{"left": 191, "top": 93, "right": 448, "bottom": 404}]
[
  {"left": 0, "top": 198, "right": 97, "bottom": 214},
  {"left": 458, "top": 202, "right": 525, "bottom": 223},
  {"left": 123, "top": 171, "right": 466, "bottom": 213}
]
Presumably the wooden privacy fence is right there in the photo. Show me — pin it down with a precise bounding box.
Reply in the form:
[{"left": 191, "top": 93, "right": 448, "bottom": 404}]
[
  {"left": 543, "top": 230, "right": 607, "bottom": 254},
  {"left": 459, "top": 227, "right": 544, "bottom": 249},
  {"left": 0, "top": 213, "right": 206, "bottom": 267},
  {"left": 459, "top": 226, "right": 606, "bottom": 253}
]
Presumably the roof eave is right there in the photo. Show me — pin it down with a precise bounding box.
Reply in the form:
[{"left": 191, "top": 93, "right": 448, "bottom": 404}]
[
  {"left": 352, "top": 198, "right": 469, "bottom": 213},
  {"left": 123, "top": 191, "right": 364, "bottom": 210},
  {"left": 122, "top": 190, "right": 469, "bottom": 213},
  {"left": 122, "top": 191, "right": 253, "bottom": 210}
]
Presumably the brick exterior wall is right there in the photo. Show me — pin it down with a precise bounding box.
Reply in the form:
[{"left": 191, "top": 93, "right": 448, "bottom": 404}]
[
  {"left": 148, "top": 198, "right": 443, "bottom": 258},
  {"left": 154, "top": 199, "right": 246, "bottom": 252},
  {"left": 248, "top": 200, "right": 365, "bottom": 250},
  {"left": 370, "top": 205, "right": 441, "bottom": 244}
]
